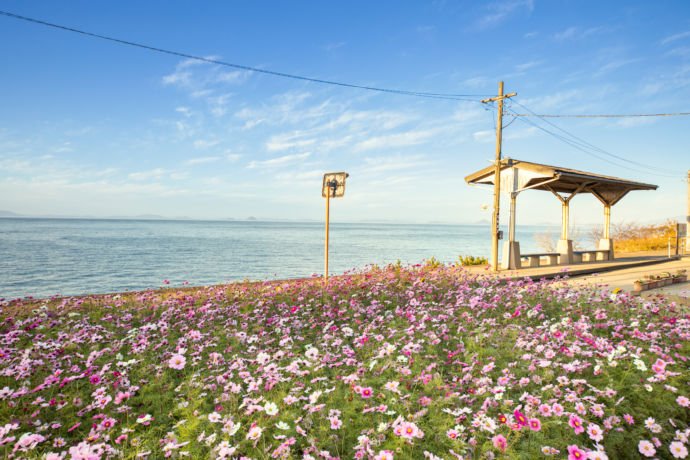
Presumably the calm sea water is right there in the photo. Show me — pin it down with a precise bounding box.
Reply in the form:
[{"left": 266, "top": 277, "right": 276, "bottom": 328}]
[{"left": 0, "top": 218, "right": 549, "bottom": 300}]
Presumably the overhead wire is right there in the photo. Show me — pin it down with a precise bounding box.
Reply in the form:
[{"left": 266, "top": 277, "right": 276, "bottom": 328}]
[
  {"left": 506, "top": 100, "right": 682, "bottom": 178},
  {"left": 2, "top": 10, "right": 687, "bottom": 180},
  {"left": 510, "top": 112, "right": 690, "bottom": 118},
  {"left": 0, "top": 10, "right": 489, "bottom": 102}
]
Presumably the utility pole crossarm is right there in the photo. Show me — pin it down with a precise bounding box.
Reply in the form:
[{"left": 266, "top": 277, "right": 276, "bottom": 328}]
[{"left": 481, "top": 92, "right": 517, "bottom": 103}]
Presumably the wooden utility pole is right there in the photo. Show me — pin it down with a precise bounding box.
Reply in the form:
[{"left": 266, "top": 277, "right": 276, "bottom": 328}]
[
  {"left": 481, "top": 82, "right": 516, "bottom": 271},
  {"left": 686, "top": 170, "right": 690, "bottom": 251},
  {"left": 325, "top": 187, "right": 331, "bottom": 284}
]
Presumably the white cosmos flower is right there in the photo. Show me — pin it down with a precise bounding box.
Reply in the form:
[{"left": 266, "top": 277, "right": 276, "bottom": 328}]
[{"left": 264, "top": 401, "right": 279, "bottom": 416}]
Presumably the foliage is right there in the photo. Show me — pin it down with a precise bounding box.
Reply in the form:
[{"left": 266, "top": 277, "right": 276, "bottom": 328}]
[
  {"left": 587, "top": 220, "right": 678, "bottom": 252},
  {"left": 457, "top": 254, "right": 488, "bottom": 266},
  {"left": 0, "top": 264, "right": 689, "bottom": 459}
]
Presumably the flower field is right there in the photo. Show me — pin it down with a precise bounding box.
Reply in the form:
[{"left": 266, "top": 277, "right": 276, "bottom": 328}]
[{"left": 1, "top": 262, "right": 689, "bottom": 459}]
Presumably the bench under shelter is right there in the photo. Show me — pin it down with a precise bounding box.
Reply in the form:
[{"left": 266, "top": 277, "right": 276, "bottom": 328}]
[{"left": 464, "top": 158, "right": 658, "bottom": 269}]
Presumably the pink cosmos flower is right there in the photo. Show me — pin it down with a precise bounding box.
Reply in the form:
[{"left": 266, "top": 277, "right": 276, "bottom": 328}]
[
  {"left": 623, "top": 414, "right": 634, "bottom": 425},
  {"left": 329, "top": 418, "right": 342, "bottom": 430},
  {"left": 68, "top": 442, "right": 104, "bottom": 460},
  {"left": 677, "top": 396, "right": 690, "bottom": 408},
  {"left": 569, "top": 414, "right": 584, "bottom": 434},
  {"left": 638, "top": 440, "right": 656, "bottom": 457},
  {"left": 567, "top": 444, "right": 586, "bottom": 460},
  {"left": 670, "top": 441, "right": 689, "bottom": 458},
  {"left": 528, "top": 418, "right": 541, "bottom": 431},
  {"left": 587, "top": 423, "right": 603, "bottom": 442},
  {"left": 538, "top": 404, "right": 552, "bottom": 417},
  {"left": 360, "top": 387, "right": 373, "bottom": 398},
  {"left": 587, "top": 451, "right": 608, "bottom": 460},
  {"left": 514, "top": 410, "right": 527, "bottom": 427},
  {"left": 374, "top": 450, "right": 394, "bottom": 460},
  {"left": 651, "top": 359, "right": 666, "bottom": 374},
  {"left": 168, "top": 354, "right": 186, "bottom": 370},
  {"left": 492, "top": 434, "right": 507, "bottom": 452}
]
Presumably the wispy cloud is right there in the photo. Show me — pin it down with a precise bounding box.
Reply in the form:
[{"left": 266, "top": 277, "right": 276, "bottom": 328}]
[
  {"left": 360, "top": 154, "right": 429, "bottom": 173},
  {"left": 477, "top": 0, "right": 534, "bottom": 29},
  {"left": 554, "top": 26, "right": 577, "bottom": 41},
  {"left": 323, "top": 41, "right": 347, "bottom": 52},
  {"left": 661, "top": 30, "right": 690, "bottom": 45},
  {"left": 186, "top": 156, "right": 220, "bottom": 165},
  {"left": 193, "top": 139, "right": 220, "bottom": 150},
  {"left": 266, "top": 134, "right": 317, "bottom": 152},
  {"left": 354, "top": 129, "right": 435, "bottom": 151},
  {"left": 127, "top": 168, "right": 172, "bottom": 180},
  {"left": 274, "top": 169, "right": 323, "bottom": 181},
  {"left": 593, "top": 58, "right": 639, "bottom": 77},
  {"left": 247, "top": 152, "right": 311, "bottom": 169},
  {"left": 554, "top": 26, "right": 603, "bottom": 41},
  {"left": 473, "top": 130, "right": 494, "bottom": 142}
]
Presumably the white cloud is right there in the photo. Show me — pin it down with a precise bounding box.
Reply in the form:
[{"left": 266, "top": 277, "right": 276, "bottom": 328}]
[
  {"left": 274, "top": 169, "right": 323, "bottom": 181},
  {"left": 473, "top": 130, "right": 494, "bottom": 142},
  {"left": 323, "top": 41, "right": 347, "bottom": 51},
  {"left": 355, "top": 130, "right": 435, "bottom": 151},
  {"left": 186, "top": 156, "right": 220, "bottom": 165},
  {"left": 554, "top": 26, "right": 577, "bottom": 41},
  {"left": 266, "top": 135, "right": 316, "bottom": 152},
  {"left": 226, "top": 153, "right": 241, "bottom": 162},
  {"left": 593, "top": 58, "right": 639, "bottom": 77},
  {"left": 478, "top": 0, "right": 534, "bottom": 29},
  {"left": 554, "top": 26, "right": 603, "bottom": 41},
  {"left": 127, "top": 168, "right": 171, "bottom": 180},
  {"left": 247, "top": 152, "right": 311, "bottom": 169},
  {"left": 176, "top": 107, "right": 192, "bottom": 117},
  {"left": 661, "top": 30, "right": 690, "bottom": 45},
  {"left": 94, "top": 168, "right": 118, "bottom": 177},
  {"left": 360, "top": 154, "right": 429, "bottom": 173},
  {"left": 193, "top": 139, "right": 220, "bottom": 150},
  {"left": 515, "top": 60, "right": 541, "bottom": 72}
]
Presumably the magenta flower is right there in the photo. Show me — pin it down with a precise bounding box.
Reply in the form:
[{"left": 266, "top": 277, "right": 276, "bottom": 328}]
[
  {"left": 569, "top": 414, "right": 584, "bottom": 434},
  {"left": 528, "top": 418, "right": 541, "bottom": 431},
  {"left": 567, "top": 444, "right": 586, "bottom": 460},
  {"left": 492, "top": 434, "right": 507, "bottom": 452},
  {"left": 514, "top": 409, "right": 527, "bottom": 426}
]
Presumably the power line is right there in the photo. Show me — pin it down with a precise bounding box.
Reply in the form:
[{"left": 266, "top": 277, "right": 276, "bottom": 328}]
[
  {"left": 509, "top": 101, "right": 681, "bottom": 176},
  {"left": 0, "top": 10, "right": 488, "bottom": 102},
  {"left": 512, "top": 112, "right": 690, "bottom": 118},
  {"left": 506, "top": 102, "right": 682, "bottom": 179}
]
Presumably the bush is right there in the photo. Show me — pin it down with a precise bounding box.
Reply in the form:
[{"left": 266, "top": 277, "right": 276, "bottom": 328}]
[{"left": 458, "top": 254, "right": 488, "bottom": 266}]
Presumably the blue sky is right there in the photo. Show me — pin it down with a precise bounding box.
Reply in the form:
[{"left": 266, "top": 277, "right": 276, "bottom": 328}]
[{"left": 0, "top": 1, "right": 688, "bottom": 226}]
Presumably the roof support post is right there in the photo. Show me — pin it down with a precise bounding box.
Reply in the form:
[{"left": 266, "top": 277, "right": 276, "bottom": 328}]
[
  {"left": 509, "top": 193, "right": 517, "bottom": 242},
  {"left": 561, "top": 201, "right": 570, "bottom": 240},
  {"left": 603, "top": 204, "right": 611, "bottom": 239}
]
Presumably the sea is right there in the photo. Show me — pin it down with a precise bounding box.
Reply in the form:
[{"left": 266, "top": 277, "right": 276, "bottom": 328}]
[{"left": 0, "top": 218, "right": 551, "bottom": 300}]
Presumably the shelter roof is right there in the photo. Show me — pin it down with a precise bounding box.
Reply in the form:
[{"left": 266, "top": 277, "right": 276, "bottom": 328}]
[{"left": 464, "top": 158, "right": 657, "bottom": 206}]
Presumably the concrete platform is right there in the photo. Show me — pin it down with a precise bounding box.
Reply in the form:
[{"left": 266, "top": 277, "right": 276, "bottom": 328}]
[{"left": 464, "top": 251, "right": 690, "bottom": 302}]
